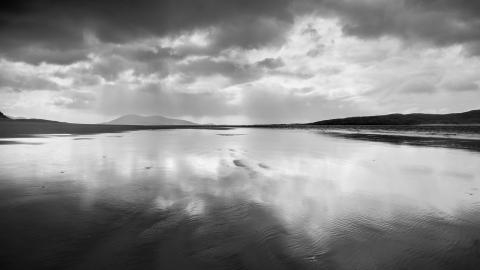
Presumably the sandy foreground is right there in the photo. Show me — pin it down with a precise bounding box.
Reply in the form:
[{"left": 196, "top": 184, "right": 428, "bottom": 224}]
[{"left": 0, "top": 126, "right": 480, "bottom": 269}]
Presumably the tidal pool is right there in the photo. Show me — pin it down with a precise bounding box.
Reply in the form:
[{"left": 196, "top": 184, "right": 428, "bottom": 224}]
[{"left": 0, "top": 128, "right": 479, "bottom": 269}]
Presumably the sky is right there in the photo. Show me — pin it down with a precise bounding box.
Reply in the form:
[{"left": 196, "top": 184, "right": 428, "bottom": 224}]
[{"left": 1, "top": 0, "right": 480, "bottom": 124}]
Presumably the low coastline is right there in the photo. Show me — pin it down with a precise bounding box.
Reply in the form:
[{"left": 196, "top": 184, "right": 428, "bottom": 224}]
[{"left": 2, "top": 119, "right": 480, "bottom": 152}]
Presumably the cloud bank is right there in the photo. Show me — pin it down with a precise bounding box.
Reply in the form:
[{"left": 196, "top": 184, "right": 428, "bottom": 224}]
[{"left": 0, "top": 0, "right": 479, "bottom": 123}]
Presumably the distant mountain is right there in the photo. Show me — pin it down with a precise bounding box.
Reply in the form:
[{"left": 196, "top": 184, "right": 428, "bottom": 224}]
[
  {"left": 104, "top": 114, "right": 197, "bottom": 126},
  {"left": 309, "top": 109, "right": 480, "bottom": 125},
  {"left": 0, "top": 111, "right": 10, "bottom": 119}
]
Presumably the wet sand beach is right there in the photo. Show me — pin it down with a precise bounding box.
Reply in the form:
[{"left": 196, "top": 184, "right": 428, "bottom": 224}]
[{"left": 0, "top": 126, "right": 480, "bottom": 269}]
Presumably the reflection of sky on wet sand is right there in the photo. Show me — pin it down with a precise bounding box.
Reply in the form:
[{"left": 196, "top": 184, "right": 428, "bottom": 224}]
[{"left": 1, "top": 128, "right": 480, "bottom": 269}]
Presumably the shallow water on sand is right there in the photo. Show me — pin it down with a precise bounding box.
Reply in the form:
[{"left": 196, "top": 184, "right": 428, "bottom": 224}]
[{"left": 1, "top": 128, "right": 480, "bottom": 270}]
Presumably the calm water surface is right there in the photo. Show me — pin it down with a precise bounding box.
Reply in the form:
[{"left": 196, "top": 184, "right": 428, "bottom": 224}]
[{"left": 0, "top": 128, "right": 480, "bottom": 270}]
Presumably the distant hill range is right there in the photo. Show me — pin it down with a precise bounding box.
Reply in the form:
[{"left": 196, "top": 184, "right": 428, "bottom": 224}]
[
  {"left": 104, "top": 114, "right": 197, "bottom": 126},
  {"left": 309, "top": 109, "right": 480, "bottom": 125}
]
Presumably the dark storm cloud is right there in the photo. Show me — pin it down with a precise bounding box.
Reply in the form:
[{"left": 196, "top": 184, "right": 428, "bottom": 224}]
[
  {"left": 3, "top": 0, "right": 480, "bottom": 65},
  {"left": 308, "top": 0, "right": 480, "bottom": 55},
  {"left": 81, "top": 45, "right": 174, "bottom": 81},
  {"left": 0, "top": 0, "right": 294, "bottom": 64},
  {"left": 210, "top": 16, "right": 290, "bottom": 50}
]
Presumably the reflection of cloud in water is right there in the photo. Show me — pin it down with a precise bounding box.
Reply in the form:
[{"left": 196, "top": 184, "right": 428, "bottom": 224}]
[{"left": 1, "top": 128, "right": 480, "bottom": 269}]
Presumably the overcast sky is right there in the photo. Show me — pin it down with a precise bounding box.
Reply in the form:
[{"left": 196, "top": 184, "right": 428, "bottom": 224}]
[{"left": 1, "top": 0, "right": 480, "bottom": 124}]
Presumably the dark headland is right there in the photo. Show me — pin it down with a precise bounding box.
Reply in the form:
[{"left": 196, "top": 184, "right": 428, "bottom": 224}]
[
  {"left": 302, "top": 109, "right": 480, "bottom": 152},
  {"left": 0, "top": 111, "right": 9, "bottom": 119},
  {"left": 308, "top": 109, "right": 480, "bottom": 125}
]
